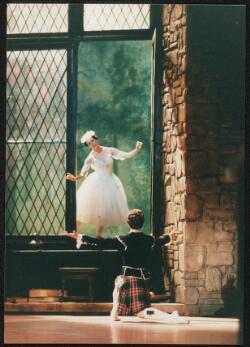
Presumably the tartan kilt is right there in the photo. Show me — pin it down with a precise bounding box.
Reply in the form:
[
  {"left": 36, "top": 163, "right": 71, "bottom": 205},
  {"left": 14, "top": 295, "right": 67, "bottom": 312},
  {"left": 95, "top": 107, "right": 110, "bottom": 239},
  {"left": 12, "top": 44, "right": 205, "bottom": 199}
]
[{"left": 117, "top": 276, "right": 151, "bottom": 316}]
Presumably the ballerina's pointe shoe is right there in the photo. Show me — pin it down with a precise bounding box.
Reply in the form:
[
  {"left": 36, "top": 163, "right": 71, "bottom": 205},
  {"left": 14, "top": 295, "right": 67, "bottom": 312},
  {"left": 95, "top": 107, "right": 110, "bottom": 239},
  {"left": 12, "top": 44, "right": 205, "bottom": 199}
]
[{"left": 137, "top": 308, "right": 189, "bottom": 324}]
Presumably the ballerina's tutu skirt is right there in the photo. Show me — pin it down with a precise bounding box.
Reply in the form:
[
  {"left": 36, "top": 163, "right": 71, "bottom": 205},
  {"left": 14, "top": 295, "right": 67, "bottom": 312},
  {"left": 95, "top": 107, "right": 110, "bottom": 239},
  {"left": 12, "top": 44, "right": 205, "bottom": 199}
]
[{"left": 76, "top": 171, "right": 129, "bottom": 226}]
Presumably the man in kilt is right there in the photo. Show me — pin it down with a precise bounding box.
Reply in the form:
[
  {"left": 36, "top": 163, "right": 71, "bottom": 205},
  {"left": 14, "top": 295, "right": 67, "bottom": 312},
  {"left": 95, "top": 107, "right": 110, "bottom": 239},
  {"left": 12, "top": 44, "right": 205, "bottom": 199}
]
[{"left": 65, "top": 208, "right": 177, "bottom": 321}]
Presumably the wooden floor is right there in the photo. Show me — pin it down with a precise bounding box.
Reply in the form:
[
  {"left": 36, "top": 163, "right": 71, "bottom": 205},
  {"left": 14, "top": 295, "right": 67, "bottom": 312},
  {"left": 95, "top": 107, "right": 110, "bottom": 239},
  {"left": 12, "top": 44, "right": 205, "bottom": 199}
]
[{"left": 4, "top": 315, "right": 242, "bottom": 345}]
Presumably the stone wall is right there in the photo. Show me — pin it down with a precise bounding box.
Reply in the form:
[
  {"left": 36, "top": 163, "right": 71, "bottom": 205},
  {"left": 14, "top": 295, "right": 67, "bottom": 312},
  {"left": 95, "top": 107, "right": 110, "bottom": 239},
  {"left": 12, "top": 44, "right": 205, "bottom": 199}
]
[
  {"left": 161, "top": 4, "right": 245, "bottom": 316},
  {"left": 161, "top": 4, "right": 187, "bottom": 303}
]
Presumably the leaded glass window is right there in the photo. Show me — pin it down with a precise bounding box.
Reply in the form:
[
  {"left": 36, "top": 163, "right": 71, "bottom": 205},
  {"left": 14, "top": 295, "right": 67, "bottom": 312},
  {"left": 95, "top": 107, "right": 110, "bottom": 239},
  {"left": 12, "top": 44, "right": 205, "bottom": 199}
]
[
  {"left": 7, "top": 4, "right": 68, "bottom": 34},
  {"left": 6, "top": 50, "right": 67, "bottom": 236},
  {"left": 83, "top": 4, "right": 150, "bottom": 31}
]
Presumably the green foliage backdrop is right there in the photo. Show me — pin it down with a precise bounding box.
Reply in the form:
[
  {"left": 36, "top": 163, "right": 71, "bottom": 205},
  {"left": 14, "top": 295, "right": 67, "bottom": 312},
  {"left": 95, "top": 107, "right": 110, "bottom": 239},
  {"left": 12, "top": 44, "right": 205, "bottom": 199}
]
[{"left": 76, "top": 40, "right": 152, "bottom": 236}]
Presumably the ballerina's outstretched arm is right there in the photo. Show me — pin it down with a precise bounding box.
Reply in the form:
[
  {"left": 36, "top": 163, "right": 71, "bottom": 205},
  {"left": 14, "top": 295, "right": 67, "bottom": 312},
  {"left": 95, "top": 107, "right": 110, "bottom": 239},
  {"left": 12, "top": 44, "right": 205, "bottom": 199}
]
[
  {"left": 66, "top": 156, "right": 92, "bottom": 181},
  {"left": 110, "top": 141, "right": 143, "bottom": 160}
]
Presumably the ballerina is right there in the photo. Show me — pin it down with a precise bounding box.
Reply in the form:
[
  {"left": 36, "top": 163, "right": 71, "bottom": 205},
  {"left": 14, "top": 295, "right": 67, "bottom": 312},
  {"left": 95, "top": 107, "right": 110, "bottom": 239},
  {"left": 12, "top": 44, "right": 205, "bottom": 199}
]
[{"left": 65, "top": 130, "right": 143, "bottom": 238}]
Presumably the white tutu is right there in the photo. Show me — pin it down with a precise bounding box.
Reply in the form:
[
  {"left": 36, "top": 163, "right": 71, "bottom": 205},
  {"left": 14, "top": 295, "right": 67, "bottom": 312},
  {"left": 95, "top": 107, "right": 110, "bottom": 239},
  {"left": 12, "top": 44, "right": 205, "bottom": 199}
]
[
  {"left": 76, "top": 147, "right": 131, "bottom": 226},
  {"left": 77, "top": 172, "right": 129, "bottom": 226}
]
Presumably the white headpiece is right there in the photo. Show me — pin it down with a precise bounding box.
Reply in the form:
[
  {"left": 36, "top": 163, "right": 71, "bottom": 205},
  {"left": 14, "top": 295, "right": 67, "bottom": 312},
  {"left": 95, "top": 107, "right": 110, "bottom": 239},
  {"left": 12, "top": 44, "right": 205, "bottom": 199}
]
[{"left": 80, "top": 130, "right": 96, "bottom": 144}]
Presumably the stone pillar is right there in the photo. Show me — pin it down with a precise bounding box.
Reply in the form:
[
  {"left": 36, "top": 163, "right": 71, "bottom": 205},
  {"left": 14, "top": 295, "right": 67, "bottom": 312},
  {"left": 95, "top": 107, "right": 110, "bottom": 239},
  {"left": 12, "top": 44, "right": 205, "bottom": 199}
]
[
  {"left": 161, "top": 4, "right": 187, "bottom": 302},
  {"left": 162, "top": 4, "right": 245, "bottom": 316}
]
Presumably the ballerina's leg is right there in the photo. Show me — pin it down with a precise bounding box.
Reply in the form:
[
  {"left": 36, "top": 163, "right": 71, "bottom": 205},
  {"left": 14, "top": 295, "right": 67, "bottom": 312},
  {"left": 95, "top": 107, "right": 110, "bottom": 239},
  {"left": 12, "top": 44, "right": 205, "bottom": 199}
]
[
  {"left": 96, "top": 225, "right": 105, "bottom": 238},
  {"left": 63, "top": 221, "right": 81, "bottom": 239}
]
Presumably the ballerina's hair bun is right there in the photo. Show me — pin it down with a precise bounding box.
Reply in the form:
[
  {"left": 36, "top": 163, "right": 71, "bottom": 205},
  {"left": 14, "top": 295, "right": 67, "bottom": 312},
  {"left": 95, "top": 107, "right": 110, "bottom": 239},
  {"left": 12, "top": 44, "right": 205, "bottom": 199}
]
[{"left": 81, "top": 130, "right": 98, "bottom": 146}]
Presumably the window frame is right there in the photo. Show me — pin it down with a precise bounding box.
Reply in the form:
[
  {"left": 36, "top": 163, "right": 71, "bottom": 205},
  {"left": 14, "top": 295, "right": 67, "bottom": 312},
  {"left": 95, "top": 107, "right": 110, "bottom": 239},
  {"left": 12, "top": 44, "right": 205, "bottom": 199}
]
[{"left": 5, "top": 4, "right": 164, "bottom": 243}]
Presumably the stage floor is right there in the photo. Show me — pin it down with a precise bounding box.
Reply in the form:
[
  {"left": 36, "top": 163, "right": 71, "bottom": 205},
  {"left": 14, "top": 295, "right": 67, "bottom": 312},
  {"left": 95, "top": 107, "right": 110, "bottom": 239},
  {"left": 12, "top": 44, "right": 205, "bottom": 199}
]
[{"left": 4, "top": 314, "right": 242, "bottom": 345}]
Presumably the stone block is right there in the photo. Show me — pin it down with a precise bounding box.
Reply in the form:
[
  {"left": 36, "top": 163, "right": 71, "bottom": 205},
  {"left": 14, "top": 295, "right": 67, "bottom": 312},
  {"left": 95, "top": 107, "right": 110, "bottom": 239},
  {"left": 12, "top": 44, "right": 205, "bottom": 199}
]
[
  {"left": 167, "top": 51, "right": 178, "bottom": 66},
  {"left": 214, "top": 231, "right": 234, "bottom": 242},
  {"left": 199, "top": 298, "right": 224, "bottom": 305},
  {"left": 174, "top": 260, "right": 179, "bottom": 270},
  {"left": 165, "top": 107, "right": 173, "bottom": 122},
  {"left": 178, "top": 177, "right": 186, "bottom": 192},
  {"left": 169, "top": 164, "right": 175, "bottom": 175},
  {"left": 186, "top": 177, "right": 220, "bottom": 194},
  {"left": 195, "top": 222, "right": 214, "bottom": 243},
  {"left": 179, "top": 55, "right": 187, "bottom": 72},
  {"left": 217, "top": 242, "right": 234, "bottom": 252},
  {"left": 164, "top": 164, "right": 169, "bottom": 173},
  {"left": 174, "top": 270, "right": 183, "bottom": 285},
  {"left": 174, "top": 251, "right": 179, "bottom": 261},
  {"left": 185, "top": 304, "right": 200, "bottom": 316},
  {"left": 163, "top": 6, "right": 171, "bottom": 26},
  {"left": 178, "top": 103, "right": 186, "bottom": 122},
  {"left": 204, "top": 194, "right": 220, "bottom": 208},
  {"left": 176, "top": 285, "right": 185, "bottom": 303},
  {"left": 223, "top": 221, "right": 237, "bottom": 232},
  {"left": 186, "top": 151, "right": 208, "bottom": 177},
  {"left": 174, "top": 194, "right": 181, "bottom": 205},
  {"left": 184, "top": 272, "right": 198, "bottom": 280},
  {"left": 198, "top": 270, "right": 205, "bottom": 279},
  {"left": 186, "top": 194, "right": 204, "bottom": 219},
  {"left": 204, "top": 208, "right": 234, "bottom": 221},
  {"left": 206, "top": 252, "right": 234, "bottom": 267},
  {"left": 186, "top": 287, "right": 199, "bottom": 304},
  {"left": 173, "top": 4, "right": 183, "bottom": 19},
  {"left": 175, "top": 148, "right": 183, "bottom": 178},
  {"left": 185, "top": 222, "right": 197, "bottom": 243},
  {"left": 181, "top": 151, "right": 186, "bottom": 175},
  {"left": 177, "top": 221, "right": 184, "bottom": 232},
  {"left": 177, "top": 134, "right": 186, "bottom": 150},
  {"left": 214, "top": 222, "right": 223, "bottom": 232},
  {"left": 185, "top": 245, "right": 205, "bottom": 272},
  {"left": 205, "top": 266, "right": 222, "bottom": 291},
  {"left": 180, "top": 198, "right": 186, "bottom": 219},
  {"left": 166, "top": 153, "right": 172, "bottom": 163},
  {"left": 166, "top": 202, "right": 175, "bottom": 224},
  {"left": 173, "top": 79, "right": 181, "bottom": 88},
  {"left": 176, "top": 86, "right": 183, "bottom": 97},
  {"left": 174, "top": 123, "right": 183, "bottom": 135},
  {"left": 171, "top": 135, "right": 177, "bottom": 150},
  {"left": 166, "top": 186, "right": 172, "bottom": 201},
  {"left": 168, "top": 259, "right": 174, "bottom": 268},
  {"left": 185, "top": 279, "right": 204, "bottom": 286},
  {"left": 199, "top": 304, "right": 223, "bottom": 316},
  {"left": 164, "top": 174, "right": 172, "bottom": 186},
  {"left": 179, "top": 244, "right": 185, "bottom": 272},
  {"left": 206, "top": 243, "right": 217, "bottom": 253}
]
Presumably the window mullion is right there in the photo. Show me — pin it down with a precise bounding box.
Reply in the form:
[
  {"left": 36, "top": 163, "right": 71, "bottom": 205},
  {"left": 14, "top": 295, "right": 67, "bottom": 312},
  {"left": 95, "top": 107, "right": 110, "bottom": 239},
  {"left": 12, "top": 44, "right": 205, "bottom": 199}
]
[
  {"left": 68, "top": 4, "right": 83, "bottom": 39},
  {"left": 66, "top": 41, "right": 78, "bottom": 233}
]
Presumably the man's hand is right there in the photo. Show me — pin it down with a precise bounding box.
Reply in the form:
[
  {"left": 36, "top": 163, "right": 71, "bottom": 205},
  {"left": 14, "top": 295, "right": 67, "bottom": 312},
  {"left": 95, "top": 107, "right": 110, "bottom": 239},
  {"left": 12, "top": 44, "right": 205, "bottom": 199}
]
[{"left": 169, "top": 230, "right": 178, "bottom": 241}]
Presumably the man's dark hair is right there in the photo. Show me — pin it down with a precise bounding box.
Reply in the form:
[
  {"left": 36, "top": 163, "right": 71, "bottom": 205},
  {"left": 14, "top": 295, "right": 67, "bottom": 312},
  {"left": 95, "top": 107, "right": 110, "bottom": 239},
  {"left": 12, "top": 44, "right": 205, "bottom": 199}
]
[{"left": 127, "top": 209, "right": 144, "bottom": 229}]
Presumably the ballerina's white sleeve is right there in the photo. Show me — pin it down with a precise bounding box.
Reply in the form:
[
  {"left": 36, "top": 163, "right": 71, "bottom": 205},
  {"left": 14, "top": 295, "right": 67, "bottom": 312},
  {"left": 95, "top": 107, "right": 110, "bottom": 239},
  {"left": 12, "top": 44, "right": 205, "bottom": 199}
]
[
  {"left": 80, "top": 155, "right": 93, "bottom": 177},
  {"left": 110, "top": 147, "right": 138, "bottom": 161}
]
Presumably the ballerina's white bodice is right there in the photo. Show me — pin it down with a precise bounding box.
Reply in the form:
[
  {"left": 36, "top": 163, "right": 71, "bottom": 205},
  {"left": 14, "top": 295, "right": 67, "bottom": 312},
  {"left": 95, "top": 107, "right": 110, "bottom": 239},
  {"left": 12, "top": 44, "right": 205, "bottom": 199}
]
[{"left": 90, "top": 151, "right": 114, "bottom": 175}]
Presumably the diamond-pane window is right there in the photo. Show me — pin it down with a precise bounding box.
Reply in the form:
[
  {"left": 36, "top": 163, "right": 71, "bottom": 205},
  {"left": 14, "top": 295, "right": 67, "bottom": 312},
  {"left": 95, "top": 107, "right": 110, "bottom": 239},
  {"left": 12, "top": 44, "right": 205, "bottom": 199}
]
[
  {"left": 7, "top": 4, "right": 68, "bottom": 34},
  {"left": 84, "top": 4, "right": 150, "bottom": 31},
  {"left": 6, "top": 50, "right": 67, "bottom": 236}
]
